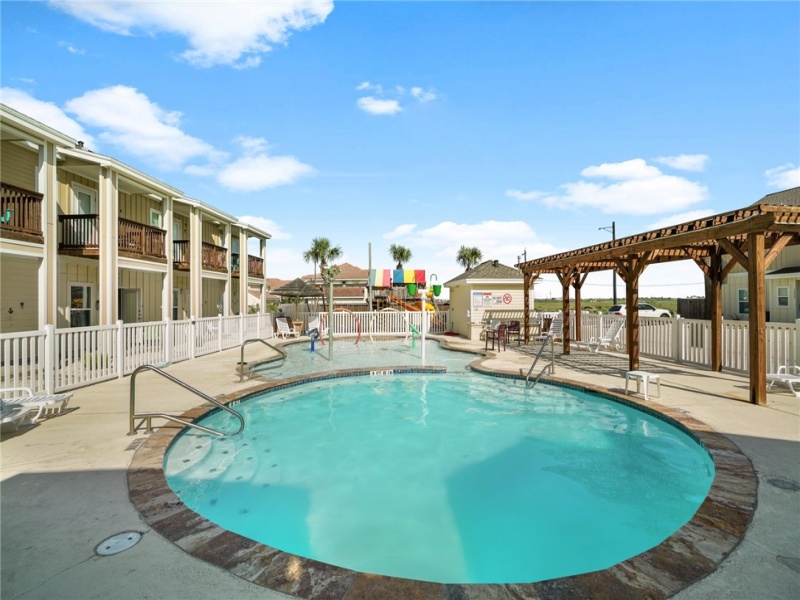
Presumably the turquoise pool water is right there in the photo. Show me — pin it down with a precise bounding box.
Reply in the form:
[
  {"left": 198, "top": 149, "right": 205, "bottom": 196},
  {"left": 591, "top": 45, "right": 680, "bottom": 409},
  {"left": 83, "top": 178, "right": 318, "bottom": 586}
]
[
  {"left": 164, "top": 373, "right": 714, "bottom": 584},
  {"left": 250, "top": 338, "right": 475, "bottom": 378}
]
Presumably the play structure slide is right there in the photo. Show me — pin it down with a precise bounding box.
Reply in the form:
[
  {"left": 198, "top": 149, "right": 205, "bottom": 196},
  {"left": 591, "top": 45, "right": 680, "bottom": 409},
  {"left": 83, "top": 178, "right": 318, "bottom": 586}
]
[{"left": 388, "top": 293, "right": 434, "bottom": 312}]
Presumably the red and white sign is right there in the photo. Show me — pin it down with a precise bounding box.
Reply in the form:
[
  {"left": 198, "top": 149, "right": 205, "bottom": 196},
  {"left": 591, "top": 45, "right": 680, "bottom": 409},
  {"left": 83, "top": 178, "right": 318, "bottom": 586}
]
[{"left": 502, "top": 293, "right": 512, "bottom": 304}]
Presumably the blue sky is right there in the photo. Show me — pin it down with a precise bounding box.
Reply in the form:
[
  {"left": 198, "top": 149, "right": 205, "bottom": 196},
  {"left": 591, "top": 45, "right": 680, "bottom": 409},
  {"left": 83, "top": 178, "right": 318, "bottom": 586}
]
[{"left": 2, "top": 0, "right": 798, "bottom": 299}]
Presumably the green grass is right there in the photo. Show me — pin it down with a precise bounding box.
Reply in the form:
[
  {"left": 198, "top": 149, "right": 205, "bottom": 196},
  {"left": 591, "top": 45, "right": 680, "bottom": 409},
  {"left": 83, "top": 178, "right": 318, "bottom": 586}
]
[{"left": 532, "top": 297, "right": 678, "bottom": 315}]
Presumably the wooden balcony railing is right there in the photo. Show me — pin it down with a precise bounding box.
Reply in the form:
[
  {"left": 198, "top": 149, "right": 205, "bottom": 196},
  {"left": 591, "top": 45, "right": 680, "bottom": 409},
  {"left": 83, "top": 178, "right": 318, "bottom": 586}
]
[
  {"left": 119, "top": 217, "right": 166, "bottom": 259},
  {"left": 173, "top": 240, "right": 190, "bottom": 269},
  {"left": 1, "top": 182, "right": 43, "bottom": 240},
  {"left": 248, "top": 255, "right": 264, "bottom": 278},
  {"left": 59, "top": 215, "right": 166, "bottom": 261},
  {"left": 231, "top": 253, "right": 264, "bottom": 278},
  {"left": 202, "top": 242, "right": 227, "bottom": 271},
  {"left": 59, "top": 214, "right": 100, "bottom": 250}
]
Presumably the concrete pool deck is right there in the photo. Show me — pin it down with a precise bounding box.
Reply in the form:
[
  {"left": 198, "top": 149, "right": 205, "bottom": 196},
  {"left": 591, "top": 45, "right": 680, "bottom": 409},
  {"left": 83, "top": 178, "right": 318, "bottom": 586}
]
[{"left": 1, "top": 336, "right": 798, "bottom": 599}]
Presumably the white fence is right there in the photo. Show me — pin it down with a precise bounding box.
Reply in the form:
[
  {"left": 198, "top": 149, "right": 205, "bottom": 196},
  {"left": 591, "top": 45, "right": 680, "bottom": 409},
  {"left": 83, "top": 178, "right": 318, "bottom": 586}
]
[
  {"left": 0, "top": 310, "right": 450, "bottom": 394},
  {"left": 569, "top": 313, "right": 798, "bottom": 373}
]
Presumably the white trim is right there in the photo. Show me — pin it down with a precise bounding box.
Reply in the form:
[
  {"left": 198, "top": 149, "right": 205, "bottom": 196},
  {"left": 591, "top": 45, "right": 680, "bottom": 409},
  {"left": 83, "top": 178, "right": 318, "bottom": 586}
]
[
  {"left": 68, "top": 281, "right": 95, "bottom": 327},
  {"left": 202, "top": 270, "right": 229, "bottom": 281},
  {"left": 71, "top": 182, "right": 97, "bottom": 214},
  {"left": 118, "top": 257, "right": 169, "bottom": 273},
  {"left": 0, "top": 243, "right": 46, "bottom": 257},
  {"left": 149, "top": 207, "right": 162, "bottom": 228}
]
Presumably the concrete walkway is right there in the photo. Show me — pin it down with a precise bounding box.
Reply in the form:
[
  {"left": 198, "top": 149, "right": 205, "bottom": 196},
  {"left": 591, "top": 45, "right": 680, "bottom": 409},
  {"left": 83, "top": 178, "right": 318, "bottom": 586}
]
[{"left": 1, "top": 338, "right": 798, "bottom": 599}]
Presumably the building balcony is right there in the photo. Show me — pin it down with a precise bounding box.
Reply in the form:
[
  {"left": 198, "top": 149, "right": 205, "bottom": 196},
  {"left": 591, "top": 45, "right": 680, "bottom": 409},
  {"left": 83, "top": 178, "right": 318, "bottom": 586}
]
[
  {"left": 202, "top": 242, "right": 227, "bottom": 272},
  {"left": 1, "top": 182, "right": 44, "bottom": 243},
  {"left": 59, "top": 215, "right": 166, "bottom": 263},
  {"left": 173, "top": 240, "right": 190, "bottom": 270},
  {"left": 231, "top": 253, "right": 264, "bottom": 278}
]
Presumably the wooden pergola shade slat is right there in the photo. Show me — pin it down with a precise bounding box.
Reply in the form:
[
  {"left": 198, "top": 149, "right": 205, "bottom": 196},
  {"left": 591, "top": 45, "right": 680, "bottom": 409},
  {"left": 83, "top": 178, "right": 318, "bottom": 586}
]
[{"left": 517, "top": 197, "right": 800, "bottom": 406}]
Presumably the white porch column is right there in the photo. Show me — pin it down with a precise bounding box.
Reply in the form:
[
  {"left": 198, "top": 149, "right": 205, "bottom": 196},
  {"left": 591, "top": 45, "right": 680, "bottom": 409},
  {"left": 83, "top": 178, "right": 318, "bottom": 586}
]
[
  {"left": 223, "top": 223, "right": 232, "bottom": 315},
  {"left": 162, "top": 196, "right": 174, "bottom": 321},
  {"left": 97, "top": 167, "right": 119, "bottom": 325},
  {"left": 38, "top": 140, "right": 59, "bottom": 327},
  {"left": 261, "top": 238, "right": 268, "bottom": 313},
  {"left": 189, "top": 206, "right": 203, "bottom": 318},
  {"left": 240, "top": 230, "right": 249, "bottom": 315}
]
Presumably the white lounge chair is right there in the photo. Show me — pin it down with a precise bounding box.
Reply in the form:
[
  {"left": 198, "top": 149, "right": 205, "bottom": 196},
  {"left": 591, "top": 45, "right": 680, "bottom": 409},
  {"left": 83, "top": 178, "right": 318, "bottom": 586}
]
[
  {"left": 534, "top": 314, "right": 563, "bottom": 344},
  {"left": 0, "top": 387, "right": 73, "bottom": 425},
  {"left": 1, "top": 405, "right": 30, "bottom": 433},
  {"left": 767, "top": 365, "right": 800, "bottom": 397},
  {"left": 276, "top": 317, "right": 299, "bottom": 339},
  {"left": 589, "top": 318, "right": 625, "bottom": 352}
]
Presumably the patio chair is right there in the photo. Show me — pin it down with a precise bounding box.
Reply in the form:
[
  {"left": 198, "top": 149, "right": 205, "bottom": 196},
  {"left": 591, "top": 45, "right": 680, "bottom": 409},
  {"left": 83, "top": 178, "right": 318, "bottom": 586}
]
[
  {"left": 0, "top": 387, "right": 73, "bottom": 425},
  {"left": 589, "top": 318, "right": 625, "bottom": 352},
  {"left": 485, "top": 323, "right": 508, "bottom": 352},
  {"left": 534, "top": 314, "right": 562, "bottom": 344},
  {"left": 767, "top": 365, "right": 800, "bottom": 397},
  {"left": 506, "top": 320, "right": 522, "bottom": 345},
  {"left": 1, "top": 405, "right": 29, "bottom": 433},
  {"left": 276, "top": 317, "right": 299, "bottom": 339}
]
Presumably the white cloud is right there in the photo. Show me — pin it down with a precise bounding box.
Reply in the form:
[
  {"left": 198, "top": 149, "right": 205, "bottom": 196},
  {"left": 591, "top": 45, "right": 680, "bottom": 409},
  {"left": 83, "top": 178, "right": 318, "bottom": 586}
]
[
  {"left": 646, "top": 209, "right": 717, "bottom": 231},
  {"left": 765, "top": 163, "right": 800, "bottom": 189},
  {"left": 384, "top": 224, "right": 417, "bottom": 240},
  {"left": 581, "top": 158, "right": 662, "bottom": 180},
  {"left": 50, "top": 0, "right": 334, "bottom": 68},
  {"left": 234, "top": 135, "right": 269, "bottom": 153},
  {"left": 410, "top": 86, "right": 436, "bottom": 103},
  {"left": 64, "top": 85, "right": 224, "bottom": 170},
  {"left": 355, "top": 81, "right": 382, "bottom": 94},
  {"left": 58, "top": 41, "right": 85, "bottom": 55},
  {"left": 217, "top": 153, "right": 314, "bottom": 191},
  {"left": 238, "top": 215, "right": 290, "bottom": 241},
  {"left": 381, "top": 220, "right": 559, "bottom": 274},
  {"left": 542, "top": 158, "right": 708, "bottom": 215},
  {"left": 506, "top": 189, "right": 545, "bottom": 202},
  {"left": 655, "top": 154, "right": 710, "bottom": 172},
  {"left": 0, "top": 87, "right": 94, "bottom": 145},
  {"left": 357, "top": 96, "right": 402, "bottom": 116}
]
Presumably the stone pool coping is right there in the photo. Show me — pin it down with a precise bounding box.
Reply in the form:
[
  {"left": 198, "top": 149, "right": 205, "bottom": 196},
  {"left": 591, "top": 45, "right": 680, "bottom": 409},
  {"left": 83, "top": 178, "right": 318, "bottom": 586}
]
[{"left": 128, "top": 364, "right": 758, "bottom": 600}]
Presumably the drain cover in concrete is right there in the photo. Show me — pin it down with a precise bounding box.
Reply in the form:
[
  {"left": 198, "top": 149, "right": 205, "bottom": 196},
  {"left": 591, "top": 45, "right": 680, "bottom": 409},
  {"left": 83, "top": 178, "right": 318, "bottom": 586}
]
[{"left": 96, "top": 532, "right": 142, "bottom": 556}]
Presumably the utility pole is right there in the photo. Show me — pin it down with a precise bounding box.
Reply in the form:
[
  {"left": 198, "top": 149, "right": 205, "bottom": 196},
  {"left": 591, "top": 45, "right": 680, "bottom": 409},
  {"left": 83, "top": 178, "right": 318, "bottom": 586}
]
[{"left": 599, "top": 222, "right": 617, "bottom": 304}]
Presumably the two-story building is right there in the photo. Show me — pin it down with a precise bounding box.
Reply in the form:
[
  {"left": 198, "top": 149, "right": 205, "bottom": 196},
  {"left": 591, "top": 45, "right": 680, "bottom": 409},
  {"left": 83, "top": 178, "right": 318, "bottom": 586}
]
[{"left": 0, "top": 104, "right": 271, "bottom": 334}]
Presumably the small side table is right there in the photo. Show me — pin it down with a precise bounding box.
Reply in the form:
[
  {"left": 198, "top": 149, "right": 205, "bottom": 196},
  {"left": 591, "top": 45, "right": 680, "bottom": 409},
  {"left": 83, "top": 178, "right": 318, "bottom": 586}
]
[{"left": 625, "top": 371, "right": 660, "bottom": 401}]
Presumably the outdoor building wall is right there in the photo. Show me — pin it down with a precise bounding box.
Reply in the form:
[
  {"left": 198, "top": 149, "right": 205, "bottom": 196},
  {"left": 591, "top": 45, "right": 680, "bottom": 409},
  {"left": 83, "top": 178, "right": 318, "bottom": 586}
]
[
  {"left": 0, "top": 254, "right": 40, "bottom": 333},
  {"left": 57, "top": 259, "right": 99, "bottom": 328},
  {"left": 119, "top": 268, "right": 163, "bottom": 323},
  {"left": 767, "top": 277, "right": 797, "bottom": 323},
  {"left": 447, "top": 282, "right": 528, "bottom": 340},
  {"left": 173, "top": 273, "right": 190, "bottom": 320},
  {"left": 202, "top": 278, "right": 225, "bottom": 317},
  {"left": 57, "top": 171, "right": 97, "bottom": 214},
  {"left": 202, "top": 221, "right": 224, "bottom": 246},
  {"left": 119, "top": 192, "right": 161, "bottom": 225},
  {"left": 0, "top": 142, "right": 38, "bottom": 189},
  {"left": 447, "top": 285, "right": 472, "bottom": 338}
]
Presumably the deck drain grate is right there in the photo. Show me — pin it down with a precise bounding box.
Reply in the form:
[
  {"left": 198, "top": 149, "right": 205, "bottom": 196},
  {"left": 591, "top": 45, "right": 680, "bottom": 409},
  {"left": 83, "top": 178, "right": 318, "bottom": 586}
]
[{"left": 96, "top": 531, "right": 142, "bottom": 556}]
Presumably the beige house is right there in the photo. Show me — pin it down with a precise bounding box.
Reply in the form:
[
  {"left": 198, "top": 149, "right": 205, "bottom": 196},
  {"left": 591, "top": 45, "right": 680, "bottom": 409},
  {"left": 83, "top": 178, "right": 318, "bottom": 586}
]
[
  {"left": 444, "top": 259, "right": 533, "bottom": 340},
  {"left": 0, "top": 104, "right": 271, "bottom": 334}
]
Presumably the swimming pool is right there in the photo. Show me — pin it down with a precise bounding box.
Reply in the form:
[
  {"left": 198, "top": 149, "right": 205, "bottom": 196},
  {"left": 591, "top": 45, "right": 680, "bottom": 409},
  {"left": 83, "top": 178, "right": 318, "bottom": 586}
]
[
  {"left": 164, "top": 372, "right": 714, "bottom": 584},
  {"left": 250, "top": 338, "right": 476, "bottom": 378}
]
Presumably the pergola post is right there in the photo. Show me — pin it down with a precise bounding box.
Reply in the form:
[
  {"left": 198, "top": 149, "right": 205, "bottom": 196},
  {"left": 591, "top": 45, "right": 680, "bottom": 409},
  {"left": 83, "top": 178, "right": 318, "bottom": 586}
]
[
  {"left": 615, "top": 252, "right": 654, "bottom": 372},
  {"left": 709, "top": 252, "right": 723, "bottom": 372},
  {"left": 572, "top": 271, "right": 589, "bottom": 343},
  {"left": 748, "top": 232, "right": 766, "bottom": 405},
  {"left": 522, "top": 271, "right": 539, "bottom": 345},
  {"left": 555, "top": 269, "right": 576, "bottom": 354}
]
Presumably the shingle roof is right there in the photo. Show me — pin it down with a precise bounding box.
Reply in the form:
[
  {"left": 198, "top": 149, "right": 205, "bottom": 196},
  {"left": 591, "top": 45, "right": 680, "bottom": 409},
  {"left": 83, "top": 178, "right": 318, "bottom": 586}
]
[
  {"left": 754, "top": 186, "right": 800, "bottom": 208},
  {"left": 444, "top": 260, "right": 523, "bottom": 286}
]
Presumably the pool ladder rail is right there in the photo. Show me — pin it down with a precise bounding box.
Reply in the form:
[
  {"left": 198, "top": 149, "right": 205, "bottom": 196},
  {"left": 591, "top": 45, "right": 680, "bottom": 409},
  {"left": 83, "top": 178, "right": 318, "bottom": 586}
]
[
  {"left": 129, "top": 364, "right": 244, "bottom": 437},
  {"left": 523, "top": 334, "right": 555, "bottom": 389},
  {"left": 238, "top": 338, "right": 287, "bottom": 382}
]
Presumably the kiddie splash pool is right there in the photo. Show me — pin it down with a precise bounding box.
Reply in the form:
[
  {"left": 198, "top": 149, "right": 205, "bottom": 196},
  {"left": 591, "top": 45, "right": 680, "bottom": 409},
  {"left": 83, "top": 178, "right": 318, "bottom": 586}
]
[{"left": 163, "top": 372, "right": 715, "bottom": 584}]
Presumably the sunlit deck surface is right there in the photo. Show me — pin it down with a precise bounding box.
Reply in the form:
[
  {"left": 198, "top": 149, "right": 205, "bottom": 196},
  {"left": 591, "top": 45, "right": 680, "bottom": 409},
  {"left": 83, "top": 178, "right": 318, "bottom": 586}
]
[{"left": 2, "top": 336, "right": 798, "bottom": 599}]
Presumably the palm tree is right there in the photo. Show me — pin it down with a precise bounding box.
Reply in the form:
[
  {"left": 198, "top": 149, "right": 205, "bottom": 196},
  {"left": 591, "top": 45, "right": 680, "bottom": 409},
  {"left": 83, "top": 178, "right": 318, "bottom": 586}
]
[
  {"left": 303, "top": 237, "right": 342, "bottom": 285},
  {"left": 456, "top": 245, "right": 483, "bottom": 271},
  {"left": 389, "top": 244, "right": 412, "bottom": 269}
]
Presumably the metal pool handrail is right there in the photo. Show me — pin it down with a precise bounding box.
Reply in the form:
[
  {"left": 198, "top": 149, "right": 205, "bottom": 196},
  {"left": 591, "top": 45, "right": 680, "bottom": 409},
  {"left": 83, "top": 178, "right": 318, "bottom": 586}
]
[
  {"left": 239, "top": 338, "right": 287, "bottom": 381},
  {"left": 129, "top": 364, "right": 244, "bottom": 436}
]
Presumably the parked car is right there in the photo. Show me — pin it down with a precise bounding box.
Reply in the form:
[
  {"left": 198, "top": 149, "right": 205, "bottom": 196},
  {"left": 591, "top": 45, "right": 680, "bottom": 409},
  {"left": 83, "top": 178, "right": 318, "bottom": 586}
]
[{"left": 607, "top": 303, "right": 671, "bottom": 318}]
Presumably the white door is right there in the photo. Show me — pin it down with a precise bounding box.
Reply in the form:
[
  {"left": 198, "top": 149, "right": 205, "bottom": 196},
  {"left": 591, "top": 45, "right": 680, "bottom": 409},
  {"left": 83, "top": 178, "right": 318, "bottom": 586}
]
[{"left": 118, "top": 289, "right": 141, "bottom": 323}]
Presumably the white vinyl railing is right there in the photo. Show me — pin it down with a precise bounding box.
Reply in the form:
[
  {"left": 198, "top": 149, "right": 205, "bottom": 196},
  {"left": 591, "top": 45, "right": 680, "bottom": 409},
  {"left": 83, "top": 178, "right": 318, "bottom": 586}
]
[
  {"left": 0, "top": 311, "right": 442, "bottom": 394},
  {"left": 568, "top": 313, "right": 798, "bottom": 374}
]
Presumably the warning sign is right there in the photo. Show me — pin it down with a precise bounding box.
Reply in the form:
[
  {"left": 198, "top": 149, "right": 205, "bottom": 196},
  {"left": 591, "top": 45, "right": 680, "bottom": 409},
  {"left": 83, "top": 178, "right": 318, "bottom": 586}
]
[{"left": 502, "top": 293, "right": 512, "bottom": 304}]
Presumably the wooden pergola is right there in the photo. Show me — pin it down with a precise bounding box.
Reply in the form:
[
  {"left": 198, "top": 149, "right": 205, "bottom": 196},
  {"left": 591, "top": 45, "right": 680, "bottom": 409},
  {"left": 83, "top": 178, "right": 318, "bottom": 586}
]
[{"left": 517, "top": 189, "right": 800, "bottom": 405}]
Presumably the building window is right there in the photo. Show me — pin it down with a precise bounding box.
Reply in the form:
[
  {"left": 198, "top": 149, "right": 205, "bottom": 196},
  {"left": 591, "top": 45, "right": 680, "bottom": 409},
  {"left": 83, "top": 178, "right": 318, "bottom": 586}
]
[
  {"left": 149, "top": 208, "right": 162, "bottom": 228},
  {"left": 173, "top": 289, "right": 180, "bottom": 321},
  {"left": 72, "top": 184, "right": 97, "bottom": 214},
  {"left": 738, "top": 289, "right": 749, "bottom": 314},
  {"left": 70, "top": 284, "right": 92, "bottom": 327},
  {"left": 777, "top": 286, "right": 789, "bottom": 307}
]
